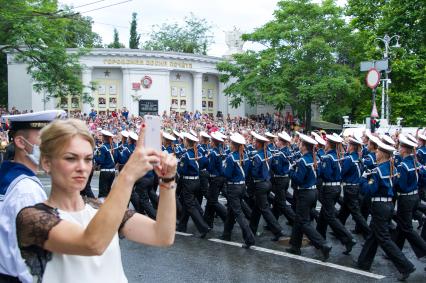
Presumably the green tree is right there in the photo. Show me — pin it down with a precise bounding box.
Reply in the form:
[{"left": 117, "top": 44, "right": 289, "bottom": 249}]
[
  {"left": 0, "top": 1, "right": 101, "bottom": 106},
  {"left": 129, "top": 12, "right": 140, "bottom": 49},
  {"left": 217, "top": 0, "right": 360, "bottom": 129},
  {"left": 144, "top": 13, "right": 213, "bottom": 54},
  {"left": 108, "top": 28, "right": 125, "bottom": 48}
]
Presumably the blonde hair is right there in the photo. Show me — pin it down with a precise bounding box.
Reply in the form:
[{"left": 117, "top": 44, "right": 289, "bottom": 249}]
[{"left": 40, "top": 118, "right": 95, "bottom": 159}]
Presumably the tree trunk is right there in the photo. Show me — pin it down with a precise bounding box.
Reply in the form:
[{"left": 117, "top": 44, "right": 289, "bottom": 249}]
[{"left": 305, "top": 102, "right": 312, "bottom": 132}]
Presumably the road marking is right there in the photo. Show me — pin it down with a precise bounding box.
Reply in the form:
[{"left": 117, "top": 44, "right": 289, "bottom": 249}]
[
  {"left": 208, "top": 238, "right": 385, "bottom": 280},
  {"left": 175, "top": 231, "right": 193, "bottom": 237}
]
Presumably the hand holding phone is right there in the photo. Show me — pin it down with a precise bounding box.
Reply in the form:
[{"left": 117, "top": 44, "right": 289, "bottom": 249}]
[{"left": 143, "top": 115, "right": 162, "bottom": 152}]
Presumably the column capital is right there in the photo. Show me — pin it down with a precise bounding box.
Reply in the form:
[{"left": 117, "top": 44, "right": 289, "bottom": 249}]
[{"left": 192, "top": 72, "right": 203, "bottom": 79}]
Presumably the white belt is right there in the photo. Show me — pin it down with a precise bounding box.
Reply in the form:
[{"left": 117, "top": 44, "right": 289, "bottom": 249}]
[
  {"left": 323, "top": 182, "right": 341, "bottom": 186},
  {"left": 398, "top": 190, "right": 418, "bottom": 196},
  {"left": 254, "top": 179, "right": 266, "bottom": 183},
  {"left": 228, "top": 181, "right": 245, "bottom": 185},
  {"left": 371, "top": 197, "right": 393, "bottom": 202},
  {"left": 342, "top": 183, "right": 359, "bottom": 186},
  {"left": 274, "top": 174, "right": 289, "bottom": 178},
  {"left": 183, "top": 176, "right": 199, "bottom": 180},
  {"left": 298, "top": 185, "right": 316, "bottom": 190},
  {"left": 210, "top": 175, "right": 218, "bottom": 178},
  {"left": 101, "top": 168, "right": 115, "bottom": 172}
]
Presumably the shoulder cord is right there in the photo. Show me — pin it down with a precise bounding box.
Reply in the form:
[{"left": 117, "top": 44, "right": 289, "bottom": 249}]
[{"left": 239, "top": 144, "right": 244, "bottom": 167}]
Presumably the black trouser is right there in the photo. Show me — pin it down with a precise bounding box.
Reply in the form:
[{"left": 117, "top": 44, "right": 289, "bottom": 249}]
[
  {"left": 393, "top": 194, "right": 426, "bottom": 258},
  {"left": 357, "top": 201, "right": 414, "bottom": 274},
  {"left": 338, "top": 185, "right": 371, "bottom": 237},
  {"left": 0, "top": 274, "right": 21, "bottom": 283},
  {"left": 290, "top": 189, "right": 328, "bottom": 250},
  {"left": 249, "top": 180, "right": 283, "bottom": 236},
  {"left": 134, "top": 176, "right": 157, "bottom": 219},
  {"left": 178, "top": 179, "right": 210, "bottom": 234},
  {"left": 271, "top": 176, "right": 295, "bottom": 224},
  {"left": 317, "top": 185, "right": 353, "bottom": 245},
  {"left": 198, "top": 170, "right": 210, "bottom": 205},
  {"left": 148, "top": 174, "right": 159, "bottom": 209},
  {"left": 80, "top": 169, "right": 95, "bottom": 198},
  {"left": 204, "top": 176, "right": 227, "bottom": 227},
  {"left": 98, "top": 170, "right": 115, "bottom": 198},
  {"left": 355, "top": 194, "right": 371, "bottom": 232},
  {"left": 223, "top": 184, "right": 255, "bottom": 245}
]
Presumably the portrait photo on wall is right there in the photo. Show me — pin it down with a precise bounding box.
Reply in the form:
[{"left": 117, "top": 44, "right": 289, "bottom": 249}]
[
  {"left": 109, "top": 85, "right": 116, "bottom": 95},
  {"left": 98, "top": 97, "right": 106, "bottom": 108},
  {"left": 71, "top": 97, "right": 79, "bottom": 108},
  {"left": 109, "top": 97, "right": 117, "bottom": 108},
  {"left": 180, "top": 99, "right": 187, "bottom": 108},
  {"left": 202, "top": 89, "right": 206, "bottom": 98},
  {"left": 98, "top": 85, "right": 106, "bottom": 95},
  {"left": 207, "top": 89, "right": 213, "bottom": 99},
  {"left": 171, "top": 86, "right": 178, "bottom": 97},
  {"left": 171, "top": 99, "right": 178, "bottom": 109},
  {"left": 202, "top": 101, "right": 207, "bottom": 108},
  {"left": 179, "top": 87, "right": 186, "bottom": 97},
  {"left": 60, "top": 97, "right": 68, "bottom": 108},
  {"left": 208, "top": 101, "right": 213, "bottom": 109}
]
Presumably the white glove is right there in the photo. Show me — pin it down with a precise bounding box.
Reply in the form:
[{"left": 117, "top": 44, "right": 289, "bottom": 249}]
[{"left": 362, "top": 171, "right": 369, "bottom": 178}]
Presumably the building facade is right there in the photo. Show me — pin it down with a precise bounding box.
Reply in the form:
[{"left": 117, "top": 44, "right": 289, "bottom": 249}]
[{"left": 8, "top": 48, "right": 284, "bottom": 118}]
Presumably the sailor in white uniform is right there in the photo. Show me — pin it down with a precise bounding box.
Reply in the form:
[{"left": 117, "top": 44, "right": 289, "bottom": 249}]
[{"left": 0, "top": 110, "right": 65, "bottom": 283}]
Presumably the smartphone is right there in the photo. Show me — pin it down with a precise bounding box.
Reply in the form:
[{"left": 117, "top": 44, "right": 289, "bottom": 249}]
[{"left": 143, "top": 115, "right": 162, "bottom": 152}]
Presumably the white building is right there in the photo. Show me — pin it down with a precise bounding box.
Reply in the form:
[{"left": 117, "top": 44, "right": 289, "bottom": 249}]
[{"left": 7, "top": 48, "right": 285, "bottom": 118}]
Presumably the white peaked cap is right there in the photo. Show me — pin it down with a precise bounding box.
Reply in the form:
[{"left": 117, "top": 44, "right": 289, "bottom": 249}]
[
  {"left": 129, "top": 132, "right": 139, "bottom": 141},
  {"left": 101, "top": 130, "right": 114, "bottom": 137},
  {"left": 121, "top": 130, "right": 129, "bottom": 138},
  {"left": 399, "top": 134, "right": 417, "bottom": 148},
  {"left": 326, "top": 134, "right": 343, "bottom": 143},
  {"left": 265, "top": 132, "right": 278, "bottom": 139},
  {"left": 312, "top": 132, "right": 326, "bottom": 146},
  {"left": 348, "top": 136, "right": 363, "bottom": 145},
  {"left": 230, "top": 133, "right": 246, "bottom": 145},
  {"left": 250, "top": 131, "right": 269, "bottom": 143},
  {"left": 278, "top": 131, "right": 292, "bottom": 143},
  {"left": 381, "top": 134, "right": 396, "bottom": 146},
  {"left": 299, "top": 133, "right": 318, "bottom": 145},
  {"left": 210, "top": 131, "right": 224, "bottom": 142},
  {"left": 162, "top": 132, "right": 176, "bottom": 141},
  {"left": 200, "top": 131, "right": 211, "bottom": 139},
  {"left": 377, "top": 140, "right": 396, "bottom": 153},
  {"left": 183, "top": 132, "right": 199, "bottom": 142}
]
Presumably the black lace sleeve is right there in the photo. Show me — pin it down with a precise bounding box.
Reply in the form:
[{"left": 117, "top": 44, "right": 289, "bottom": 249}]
[{"left": 16, "top": 203, "right": 61, "bottom": 283}]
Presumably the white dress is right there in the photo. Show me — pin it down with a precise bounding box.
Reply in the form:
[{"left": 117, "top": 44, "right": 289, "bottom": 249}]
[{"left": 41, "top": 204, "right": 128, "bottom": 283}]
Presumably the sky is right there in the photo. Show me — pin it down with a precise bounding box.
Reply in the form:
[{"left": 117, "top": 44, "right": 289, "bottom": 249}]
[{"left": 59, "top": 0, "right": 345, "bottom": 57}]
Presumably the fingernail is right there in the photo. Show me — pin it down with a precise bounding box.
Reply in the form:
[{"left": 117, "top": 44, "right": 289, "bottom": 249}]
[{"left": 141, "top": 123, "right": 145, "bottom": 128}]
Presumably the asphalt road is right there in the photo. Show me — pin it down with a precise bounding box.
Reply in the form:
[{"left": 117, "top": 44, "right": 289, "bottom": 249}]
[{"left": 39, "top": 174, "right": 426, "bottom": 283}]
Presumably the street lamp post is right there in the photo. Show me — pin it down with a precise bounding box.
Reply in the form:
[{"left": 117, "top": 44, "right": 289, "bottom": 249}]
[{"left": 375, "top": 34, "right": 400, "bottom": 122}]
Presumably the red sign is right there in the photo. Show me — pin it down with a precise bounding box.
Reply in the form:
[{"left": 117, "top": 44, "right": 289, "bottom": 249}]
[
  {"left": 366, "top": 68, "right": 380, "bottom": 89},
  {"left": 132, "top": 82, "right": 141, "bottom": 90}
]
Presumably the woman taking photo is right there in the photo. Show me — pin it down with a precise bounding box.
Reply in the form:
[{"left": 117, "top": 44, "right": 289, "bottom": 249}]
[{"left": 16, "top": 119, "right": 177, "bottom": 283}]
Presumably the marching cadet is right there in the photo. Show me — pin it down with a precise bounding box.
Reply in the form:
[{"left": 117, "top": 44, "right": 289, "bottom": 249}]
[
  {"left": 393, "top": 134, "right": 426, "bottom": 259},
  {"left": 248, "top": 131, "right": 285, "bottom": 241},
  {"left": 94, "top": 129, "right": 119, "bottom": 200},
  {"left": 173, "top": 130, "right": 186, "bottom": 159},
  {"left": 117, "top": 130, "right": 129, "bottom": 171},
  {"left": 221, "top": 133, "right": 256, "bottom": 248},
  {"left": 176, "top": 133, "right": 211, "bottom": 237},
  {"left": 417, "top": 134, "right": 426, "bottom": 201},
  {"left": 204, "top": 132, "right": 227, "bottom": 228},
  {"left": 0, "top": 110, "right": 65, "bottom": 283},
  {"left": 162, "top": 132, "right": 177, "bottom": 154},
  {"left": 286, "top": 133, "right": 332, "bottom": 261},
  {"left": 271, "top": 131, "right": 296, "bottom": 225},
  {"left": 265, "top": 132, "right": 278, "bottom": 155},
  {"left": 312, "top": 132, "right": 326, "bottom": 159},
  {"left": 337, "top": 136, "right": 371, "bottom": 238},
  {"left": 357, "top": 140, "right": 415, "bottom": 281},
  {"left": 316, "top": 134, "right": 356, "bottom": 254},
  {"left": 198, "top": 131, "right": 211, "bottom": 208}
]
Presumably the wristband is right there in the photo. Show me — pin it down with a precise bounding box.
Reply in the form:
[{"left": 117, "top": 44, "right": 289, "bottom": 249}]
[
  {"left": 160, "top": 176, "right": 175, "bottom": 183},
  {"left": 159, "top": 182, "right": 177, "bottom": 190}
]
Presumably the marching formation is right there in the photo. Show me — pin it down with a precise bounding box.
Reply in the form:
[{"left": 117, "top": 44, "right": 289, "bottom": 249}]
[{"left": 92, "top": 122, "right": 426, "bottom": 281}]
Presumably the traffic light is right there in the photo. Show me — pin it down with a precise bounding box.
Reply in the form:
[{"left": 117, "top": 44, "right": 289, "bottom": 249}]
[
  {"left": 375, "top": 119, "right": 380, "bottom": 129},
  {"left": 370, "top": 118, "right": 380, "bottom": 133}
]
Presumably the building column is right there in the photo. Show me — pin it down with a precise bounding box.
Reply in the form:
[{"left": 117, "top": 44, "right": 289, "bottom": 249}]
[
  {"left": 82, "top": 67, "right": 93, "bottom": 114},
  {"left": 122, "top": 68, "right": 135, "bottom": 115},
  {"left": 218, "top": 81, "right": 228, "bottom": 117},
  {"left": 192, "top": 72, "right": 203, "bottom": 113}
]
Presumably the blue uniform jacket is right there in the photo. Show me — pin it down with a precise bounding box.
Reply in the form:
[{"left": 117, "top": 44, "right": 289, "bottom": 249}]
[
  {"left": 272, "top": 147, "right": 291, "bottom": 176},
  {"left": 417, "top": 146, "right": 426, "bottom": 165},
  {"left": 360, "top": 161, "right": 396, "bottom": 197},
  {"left": 395, "top": 155, "right": 419, "bottom": 193},
  {"left": 363, "top": 151, "right": 377, "bottom": 170},
  {"left": 94, "top": 143, "right": 118, "bottom": 169},
  {"left": 251, "top": 149, "right": 272, "bottom": 181},
  {"left": 319, "top": 149, "right": 342, "bottom": 182},
  {"left": 178, "top": 148, "right": 206, "bottom": 176},
  {"left": 208, "top": 147, "right": 225, "bottom": 176},
  {"left": 341, "top": 151, "right": 362, "bottom": 184},
  {"left": 224, "top": 151, "right": 250, "bottom": 182},
  {"left": 290, "top": 152, "right": 317, "bottom": 189}
]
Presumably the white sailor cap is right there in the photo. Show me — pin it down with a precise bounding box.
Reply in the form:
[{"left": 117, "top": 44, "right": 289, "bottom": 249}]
[
  {"left": 162, "top": 132, "right": 176, "bottom": 141},
  {"left": 277, "top": 131, "right": 292, "bottom": 143},
  {"left": 97, "top": 127, "right": 102, "bottom": 131},
  {"left": 299, "top": 133, "right": 318, "bottom": 146},
  {"left": 418, "top": 134, "right": 426, "bottom": 141},
  {"left": 101, "top": 130, "right": 114, "bottom": 137},
  {"left": 2, "top": 109, "right": 66, "bottom": 131},
  {"left": 365, "top": 131, "right": 380, "bottom": 145},
  {"left": 183, "top": 132, "right": 199, "bottom": 142},
  {"left": 326, "top": 134, "right": 343, "bottom": 144},
  {"left": 398, "top": 134, "right": 417, "bottom": 148},
  {"left": 377, "top": 140, "right": 396, "bottom": 154},
  {"left": 172, "top": 130, "right": 181, "bottom": 137},
  {"left": 200, "top": 131, "right": 211, "bottom": 139},
  {"left": 312, "top": 132, "right": 326, "bottom": 146},
  {"left": 380, "top": 134, "right": 395, "bottom": 146},
  {"left": 230, "top": 133, "right": 246, "bottom": 145},
  {"left": 216, "top": 131, "right": 227, "bottom": 140},
  {"left": 250, "top": 131, "right": 269, "bottom": 143},
  {"left": 348, "top": 136, "right": 363, "bottom": 146},
  {"left": 210, "top": 131, "right": 224, "bottom": 142},
  {"left": 121, "top": 130, "right": 129, "bottom": 138},
  {"left": 406, "top": 133, "right": 417, "bottom": 143},
  {"left": 265, "top": 132, "right": 278, "bottom": 139},
  {"left": 189, "top": 129, "right": 197, "bottom": 137},
  {"left": 129, "top": 132, "right": 139, "bottom": 141}
]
